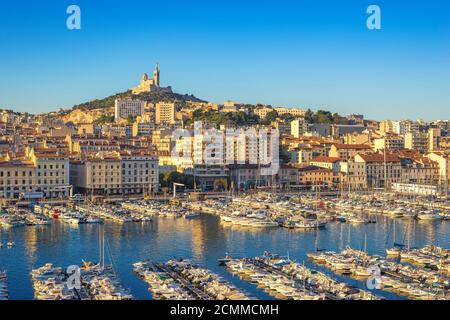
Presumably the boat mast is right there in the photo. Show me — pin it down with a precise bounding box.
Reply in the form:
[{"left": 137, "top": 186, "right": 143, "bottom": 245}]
[
  {"left": 347, "top": 224, "right": 351, "bottom": 248},
  {"left": 383, "top": 147, "right": 387, "bottom": 192},
  {"left": 99, "top": 224, "right": 105, "bottom": 271},
  {"left": 364, "top": 232, "right": 367, "bottom": 255},
  {"left": 393, "top": 220, "right": 396, "bottom": 245}
]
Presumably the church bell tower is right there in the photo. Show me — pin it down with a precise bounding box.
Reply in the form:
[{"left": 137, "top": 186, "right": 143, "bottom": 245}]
[{"left": 153, "top": 63, "right": 160, "bottom": 88}]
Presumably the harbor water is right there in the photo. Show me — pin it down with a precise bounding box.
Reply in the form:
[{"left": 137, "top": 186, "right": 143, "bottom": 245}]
[{"left": 1, "top": 213, "right": 450, "bottom": 300}]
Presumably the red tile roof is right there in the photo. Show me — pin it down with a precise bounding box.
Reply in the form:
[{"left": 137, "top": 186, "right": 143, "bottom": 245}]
[
  {"left": 333, "top": 143, "right": 371, "bottom": 149},
  {"left": 311, "top": 156, "right": 341, "bottom": 163}
]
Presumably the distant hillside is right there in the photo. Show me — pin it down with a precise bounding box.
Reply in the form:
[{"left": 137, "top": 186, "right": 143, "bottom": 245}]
[{"left": 70, "top": 90, "right": 207, "bottom": 113}]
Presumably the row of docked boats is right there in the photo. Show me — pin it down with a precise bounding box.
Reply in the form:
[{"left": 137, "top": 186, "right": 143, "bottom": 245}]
[
  {"left": 194, "top": 196, "right": 329, "bottom": 230},
  {"left": 220, "top": 212, "right": 278, "bottom": 228},
  {"left": 166, "top": 259, "right": 251, "bottom": 300},
  {"left": 31, "top": 262, "right": 133, "bottom": 300},
  {"left": 133, "top": 261, "right": 197, "bottom": 300},
  {"left": 0, "top": 271, "right": 8, "bottom": 300},
  {"left": 386, "top": 245, "right": 450, "bottom": 272},
  {"left": 1, "top": 213, "right": 52, "bottom": 227},
  {"left": 77, "top": 205, "right": 150, "bottom": 223},
  {"left": 0, "top": 209, "right": 27, "bottom": 228},
  {"left": 31, "top": 263, "right": 79, "bottom": 300},
  {"left": 134, "top": 259, "right": 250, "bottom": 300},
  {"left": 308, "top": 247, "right": 450, "bottom": 300},
  {"left": 331, "top": 198, "right": 448, "bottom": 221},
  {"left": 223, "top": 253, "right": 379, "bottom": 300},
  {"left": 81, "top": 262, "right": 133, "bottom": 300},
  {"left": 122, "top": 200, "right": 201, "bottom": 219}
]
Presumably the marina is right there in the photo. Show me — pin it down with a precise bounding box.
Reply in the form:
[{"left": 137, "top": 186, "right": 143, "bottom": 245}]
[{"left": 1, "top": 193, "right": 450, "bottom": 300}]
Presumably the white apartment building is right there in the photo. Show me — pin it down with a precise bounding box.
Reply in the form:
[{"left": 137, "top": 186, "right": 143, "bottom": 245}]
[
  {"left": 291, "top": 119, "right": 308, "bottom": 138},
  {"left": 114, "top": 99, "right": 145, "bottom": 122},
  {"left": 193, "top": 130, "right": 225, "bottom": 165}
]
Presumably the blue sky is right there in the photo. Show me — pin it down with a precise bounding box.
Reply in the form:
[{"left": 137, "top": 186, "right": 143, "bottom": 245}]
[{"left": 0, "top": 0, "right": 449, "bottom": 120}]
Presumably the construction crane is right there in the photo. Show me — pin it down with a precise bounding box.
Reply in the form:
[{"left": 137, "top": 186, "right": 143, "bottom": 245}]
[{"left": 173, "top": 183, "right": 185, "bottom": 199}]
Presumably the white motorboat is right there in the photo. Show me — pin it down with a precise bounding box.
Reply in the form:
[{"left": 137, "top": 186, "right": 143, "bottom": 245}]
[
  {"left": 386, "top": 248, "right": 401, "bottom": 256},
  {"left": 417, "top": 213, "right": 443, "bottom": 221},
  {"left": 184, "top": 212, "right": 200, "bottom": 219},
  {"left": 347, "top": 217, "right": 368, "bottom": 224},
  {"left": 249, "top": 220, "right": 279, "bottom": 228}
]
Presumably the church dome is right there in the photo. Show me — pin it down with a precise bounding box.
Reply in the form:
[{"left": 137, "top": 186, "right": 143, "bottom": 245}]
[{"left": 141, "top": 73, "right": 149, "bottom": 81}]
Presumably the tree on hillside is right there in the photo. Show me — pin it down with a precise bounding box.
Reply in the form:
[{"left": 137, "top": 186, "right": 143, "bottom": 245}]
[
  {"left": 94, "top": 114, "right": 115, "bottom": 124},
  {"left": 260, "top": 110, "right": 279, "bottom": 124}
]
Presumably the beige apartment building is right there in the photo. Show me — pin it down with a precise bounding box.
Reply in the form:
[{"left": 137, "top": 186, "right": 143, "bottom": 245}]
[
  {"left": 329, "top": 144, "right": 372, "bottom": 160},
  {"left": 340, "top": 161, "right": 367, "bottom": 190},
  {"left": 354, "top": 153, "right": 402, "bottom": 189},
  {"left": 426, "top": 152, "right": 450, "bottom": 186},
  {"left": 275, "top": 107, "right": 306, "bottom": 118},
  {"left": 428, "top": 128, "right": 441, "bottom": 152},
  {"left": 0, "top": 159, "right": 36, "bottom": 199},
  {"left": 152, "top": 129, "right": 173, "bottom": 153},
  {"left": 155, "top": 102, "right": 176, "bottom": 125},
  {"left": 374, "top": 135, "right": 404, "bottom": 151},
  {"left": 70, "top": 154, "right": 122, "bottom": 196},
  {"left": 0, "top": 148, "right": 70, "bottom": 199},
  {"left": 70, "top": 151, "right": 159, "bottom": 196},
  {"left": 290, "top": 119, "right": 308, "bottom": 138},
  {"left": 342, "top": 132, "right": 372, "bottom": 145},
  {"left": 254, "top": 106, "right": 273, "bottom": 119},
  {"left": 120, "top": 151, "right": 159, "bottom": 195},
  {"left": 404, "top": 132, "right": 428, "bottom": 153}
]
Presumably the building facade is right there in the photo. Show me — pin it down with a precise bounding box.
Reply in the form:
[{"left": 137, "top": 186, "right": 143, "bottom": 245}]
[{"left": 114, "top": 99, "right": 145, "bottom": 122}]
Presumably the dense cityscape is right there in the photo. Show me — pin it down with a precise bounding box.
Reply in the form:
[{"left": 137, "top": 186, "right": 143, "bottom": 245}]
[
  {"left": 1, "top": 64, "right": 449, "bottom": 202},
  {"left": 1, "top": 64, "right": 450, "bottom": 302}
]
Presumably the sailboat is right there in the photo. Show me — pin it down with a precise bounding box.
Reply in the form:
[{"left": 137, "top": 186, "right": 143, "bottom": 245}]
[
  {"left": 314, "top": 230, "right": 326, "bottom": 252},
  {"left": 353, "top": 233, "right": 372, "bottom": 277},
  {"left": 386, "top": 220, "right": 405, "bottom": 257}
]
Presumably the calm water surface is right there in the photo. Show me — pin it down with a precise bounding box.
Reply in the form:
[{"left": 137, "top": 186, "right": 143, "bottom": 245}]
[{"left": 1, "top": 214, "right": 450, "bottom": 300}]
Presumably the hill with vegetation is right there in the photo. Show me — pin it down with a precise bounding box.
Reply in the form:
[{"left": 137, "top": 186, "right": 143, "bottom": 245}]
[{"left": 69, "top": 90, "right": 206, "bottom": 113}]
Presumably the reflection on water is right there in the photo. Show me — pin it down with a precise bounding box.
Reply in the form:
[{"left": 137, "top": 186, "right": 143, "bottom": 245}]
[{"left": 1, "top": 214, "right": 450, "bottom": 300}]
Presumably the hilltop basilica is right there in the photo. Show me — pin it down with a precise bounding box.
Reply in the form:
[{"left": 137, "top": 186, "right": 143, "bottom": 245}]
[{"left": 131, "top": 63, "right": 173, "bottom": 94}]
